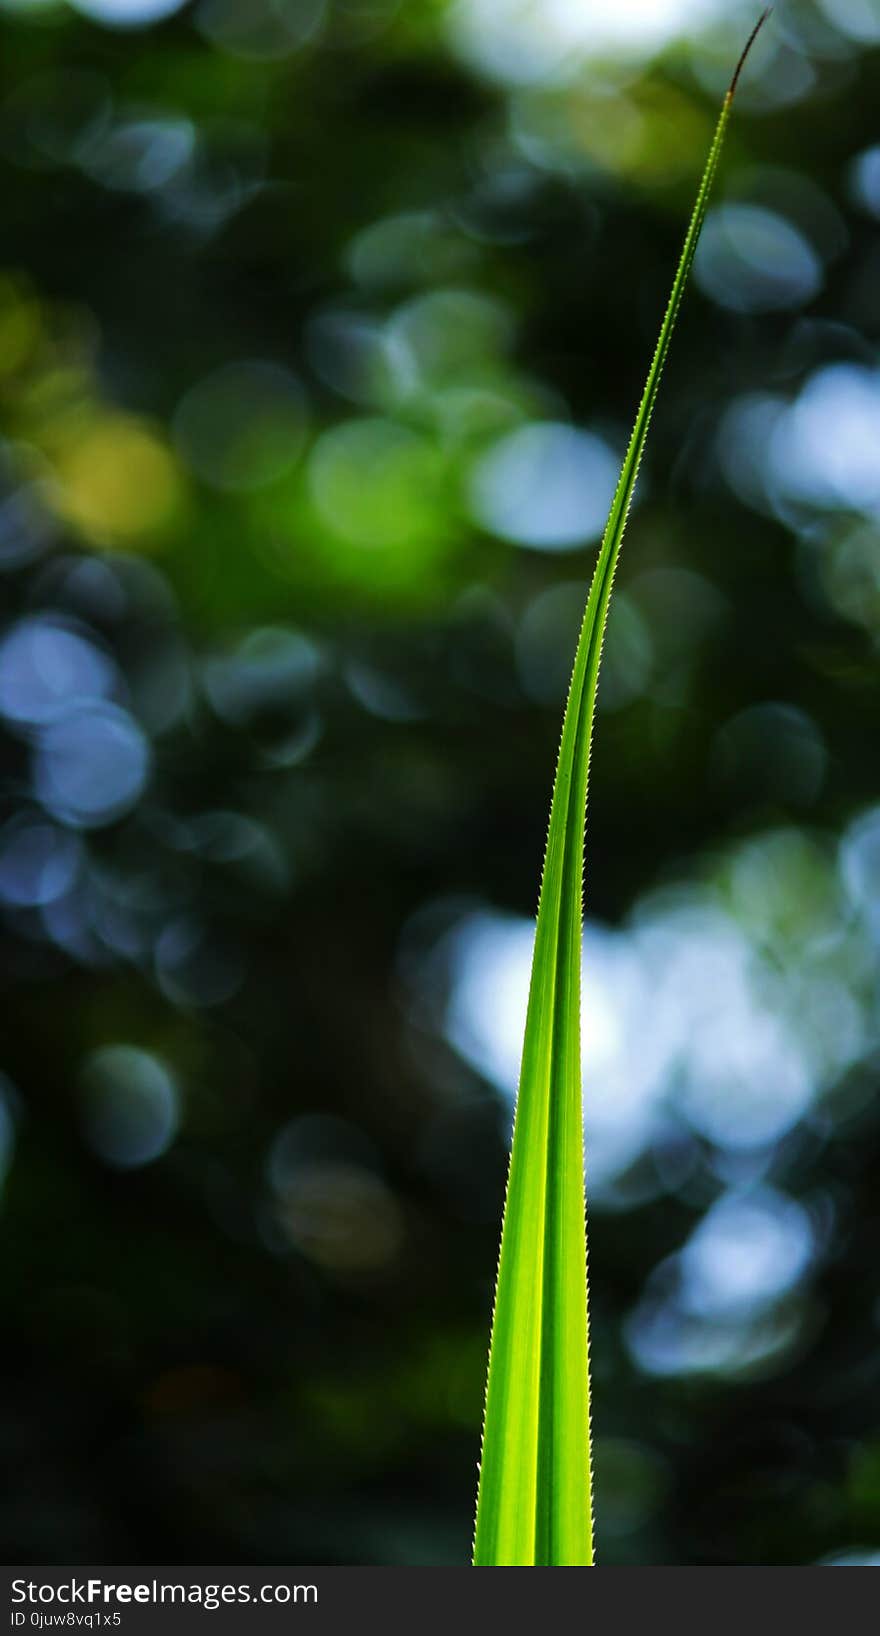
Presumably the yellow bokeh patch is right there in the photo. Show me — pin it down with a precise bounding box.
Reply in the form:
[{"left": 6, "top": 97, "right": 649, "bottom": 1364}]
[{"left": 52, "top": 414, "right": 184, "bottom": 546}]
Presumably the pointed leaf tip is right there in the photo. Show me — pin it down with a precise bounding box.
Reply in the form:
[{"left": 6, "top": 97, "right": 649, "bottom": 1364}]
[{"left": 728, "top": 9, "right": 772, "bottom": 101}]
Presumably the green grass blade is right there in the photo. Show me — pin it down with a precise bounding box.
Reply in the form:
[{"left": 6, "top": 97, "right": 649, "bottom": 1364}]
[{"left": 472, "top": 13, "right": 770, "bottom": 1568}]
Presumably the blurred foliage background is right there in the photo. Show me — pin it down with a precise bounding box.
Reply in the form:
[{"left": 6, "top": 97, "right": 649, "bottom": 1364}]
[{"left": 1, "top": 0, "right": 879, "bottom": 1568}]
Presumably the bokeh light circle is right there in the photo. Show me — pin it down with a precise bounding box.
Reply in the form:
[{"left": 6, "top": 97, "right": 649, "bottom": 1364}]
[{"left": 34, "top": 702, "right": 150, "bottom": 828}]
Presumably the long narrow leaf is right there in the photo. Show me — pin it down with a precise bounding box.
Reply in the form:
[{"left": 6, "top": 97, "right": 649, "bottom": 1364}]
[{"left": 473, "top": 13, "right": 770, "bottom": 1568}]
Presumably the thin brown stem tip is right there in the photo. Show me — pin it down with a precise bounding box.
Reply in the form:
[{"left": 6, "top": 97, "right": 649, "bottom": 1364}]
[{"left": 728, "top": 8, "right": 771, "bottom": 101}]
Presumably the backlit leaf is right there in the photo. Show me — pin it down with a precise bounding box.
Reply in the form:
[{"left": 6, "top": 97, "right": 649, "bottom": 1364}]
[{"left": 473, "top": 12, "right": 771, "bottom": 1568}]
